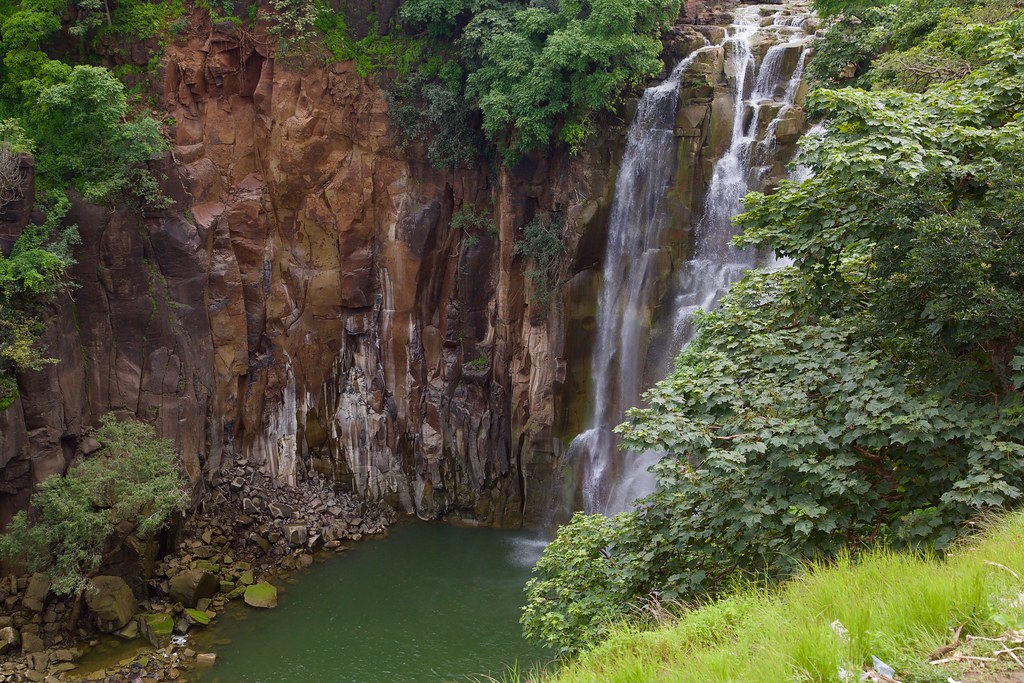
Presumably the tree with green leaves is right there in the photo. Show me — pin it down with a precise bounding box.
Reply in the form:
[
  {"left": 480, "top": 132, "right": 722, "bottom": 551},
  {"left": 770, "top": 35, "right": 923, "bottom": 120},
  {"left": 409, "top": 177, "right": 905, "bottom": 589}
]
[
  {"left": 466, "top": 0, "right": 678, "bottom": 162},
  {"left": 0, "top": 415, "right": 188, "bottom": 625},
  {"left": 387, "top": 0, "right": 680, "bottom": 166}
]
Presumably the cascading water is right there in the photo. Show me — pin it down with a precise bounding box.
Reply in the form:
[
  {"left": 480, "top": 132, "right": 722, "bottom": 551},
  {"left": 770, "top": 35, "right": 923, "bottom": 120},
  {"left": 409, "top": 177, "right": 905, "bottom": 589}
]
[
  {"left": 570, "top": 3, "right": 813, "bottom": 516},
  {"left": 671, "top": 8, "right": 811, "bottom": 341},
  {"left": 568, "top": 46, "right": 709, "bottom": 515}
]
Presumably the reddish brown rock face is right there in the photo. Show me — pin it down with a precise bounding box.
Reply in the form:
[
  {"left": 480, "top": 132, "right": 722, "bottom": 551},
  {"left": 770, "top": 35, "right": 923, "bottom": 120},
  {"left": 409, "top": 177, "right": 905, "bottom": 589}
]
[{"left": 0, "top": 22, "right": 618, "bottom": 528}]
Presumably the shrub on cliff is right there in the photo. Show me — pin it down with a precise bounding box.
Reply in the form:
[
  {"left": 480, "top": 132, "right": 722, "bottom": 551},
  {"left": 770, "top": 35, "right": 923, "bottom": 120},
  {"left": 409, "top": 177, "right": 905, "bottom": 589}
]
[
  {"left": 0, "top": 192, "right": 78, "bottom": 408},
  {"left": 0, "top": 2, "right": 168, "bottom": 204},
  {"left": 0, "top": 415, "right": 187, "bottom": 623},
  {"left": 464, "top": 0, "right": 679, "bottom": 162},
  {"left": 523, "top": 9, "right": 1024, "bottom": 654}
]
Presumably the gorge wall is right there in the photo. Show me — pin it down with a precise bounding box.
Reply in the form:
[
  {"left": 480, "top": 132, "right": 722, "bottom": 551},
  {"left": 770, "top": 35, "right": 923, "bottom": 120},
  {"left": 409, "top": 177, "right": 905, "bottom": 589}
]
[{"left": 0, "top": 0, "right": 811, "bottom": 529}]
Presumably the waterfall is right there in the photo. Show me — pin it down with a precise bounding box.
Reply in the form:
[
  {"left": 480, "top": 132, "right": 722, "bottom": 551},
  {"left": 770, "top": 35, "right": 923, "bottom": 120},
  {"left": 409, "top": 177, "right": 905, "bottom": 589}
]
[{"left": 569, "top": 4, "right": 812, "bottom": 516}]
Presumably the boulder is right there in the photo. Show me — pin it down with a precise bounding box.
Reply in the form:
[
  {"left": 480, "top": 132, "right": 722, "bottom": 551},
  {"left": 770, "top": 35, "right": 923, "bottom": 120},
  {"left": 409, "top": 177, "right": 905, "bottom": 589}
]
[
  {"left": 22, "top": 574, "right": 50, "bottom": 612},
  {"left": 243, "top": 582, "right": 278, "bottom": 609},
  {"left": 282, "top": 524, "right": 307, "bottom": 546},
  {"left": 248, "top": 532, "right": 270, "bottom": 551},
  {"left": 114, "top": 619, "right": 139, "bottom": 641},
  {"left": 85, "top": 576, "right": 135, "bottom": 632},
  {"left": 0, "top": 626, "right": 19, "bottom": 655},
  {"left": 169, "top": 570, "right": 219, "bottom": 608},
  {"left": 20, "top": 631, "right": 44, "bottom": 654},
  {"left": 268, "top": 502, "right": 293, "bottom": 518},
  {"left": 185, "top": 608, "right": 210, "bottom": 626},
  {"left": 140, "top": 613, "right": 174, "bottom": 648}
]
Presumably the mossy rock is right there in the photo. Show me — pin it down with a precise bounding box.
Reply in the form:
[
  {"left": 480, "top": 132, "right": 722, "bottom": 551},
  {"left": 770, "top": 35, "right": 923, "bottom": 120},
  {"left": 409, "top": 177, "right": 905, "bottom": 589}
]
[
  {"left": 239, "top": 571, "right": 254, "bottom": 586},
  {"left": 185, "top": 608, "right": 210, "bottom": 626},
  {"left": 140, "top": 613, "right": 174, "bottom": 647},
  {"left": 243, "top": 582, "right": 278, "bottom": 609},
  {"left": 85, "top": 575, "right": 135, "bottom": 632},
  {"left": 169, "top": 569, "right": 219, "bottom": 608},
  {"left": 192, "top": 560, "right": 219, "bottom": 573}
]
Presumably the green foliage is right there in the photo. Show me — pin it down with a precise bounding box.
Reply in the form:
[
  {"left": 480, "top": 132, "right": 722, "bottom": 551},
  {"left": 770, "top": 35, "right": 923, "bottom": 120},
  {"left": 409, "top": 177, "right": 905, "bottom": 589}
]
[
  {"left": 269, "top": 0, "right": 323, "bottom": 45},
  {"left": 451, "top": 205, "right": 496, "bottom": 234},
  {"left": 868, "top": 0, "right": 1023, "bottom": 90},
  {"left": 69, "top": 0, "right": 108, "bottom": 38},
  {"left": 806, "top": 0, "right": 1016, "bottom": 89},
  {"left": 523, "top": 511, "right": 636, "bottom": 653},
  {"left": 0, "top": 415, "right": 188, "bottom": 595},
  {"left": 466, "top": 0, "right": 679, "bottom": 163},
  {"left": 514, "top": 213, "right": 566, "bottom": 309},
  {"left": 527, "top": 268, "right": 1024, "bottom": 652},
  {"left": 386, "top": 70, "right": 482, "bottom": 167},
  {"left": 739, "top": 27, "right": 1024, "bottom": 367},
  {"left": 0, "top": 118, "right": 33, "bottom": 153},
  {"left": 399, "top": 0, "right": 477, "bottom": 37},
  {"left": 315, "top": 10, "right": 424, "bottom": 77},
  {"left": 105, "top": 0, "right": 186, "bottom": 40},
  {"left": 0, "top": 2, "right": 169, "bottom": 204},
  {"left": 387, "top": 0, "right": 679, "bottom": 166},
  {"left": 524, "top": 7, "right": 1024, "bottom": 654},
  {"left": 812, "top": 0, "right": 891, "bottom": 18},
  {"left": 197, "top": 0, "right": 237, "bottom": 24},
  {"left": 265, "top": 0, "right": 676, "bottom": 166},
  {"left": 0, "top": 195, "right": 78, "bottom": 404},
  {"left": 540, "top": 512, "right": 1024, "bottom": 683},
  {"left": 30, "top": 65, "right": 167, "bottom": 204}
]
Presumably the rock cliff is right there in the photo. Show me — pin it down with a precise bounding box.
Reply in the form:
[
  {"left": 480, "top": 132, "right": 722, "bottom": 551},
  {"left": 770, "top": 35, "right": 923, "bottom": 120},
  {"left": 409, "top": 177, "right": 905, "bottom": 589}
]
[
  {"left": 0, "top": 0, "right": 808, "bottom": 529},
  {"left": 0, "top": 13, "right": 620, "bottom": 527}
]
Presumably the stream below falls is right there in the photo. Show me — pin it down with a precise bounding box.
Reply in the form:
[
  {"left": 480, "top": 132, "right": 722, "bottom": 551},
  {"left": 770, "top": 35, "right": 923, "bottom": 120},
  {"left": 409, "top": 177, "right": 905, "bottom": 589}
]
[{"left": 182, "top": 523, "right": 551, "bottom": 682}]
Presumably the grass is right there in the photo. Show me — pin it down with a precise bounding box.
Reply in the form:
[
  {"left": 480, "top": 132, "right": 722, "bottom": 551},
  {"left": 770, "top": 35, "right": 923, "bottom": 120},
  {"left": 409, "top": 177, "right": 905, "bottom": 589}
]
[{"left": 531, "top": 512, "right": 1024, "bottom": 683}]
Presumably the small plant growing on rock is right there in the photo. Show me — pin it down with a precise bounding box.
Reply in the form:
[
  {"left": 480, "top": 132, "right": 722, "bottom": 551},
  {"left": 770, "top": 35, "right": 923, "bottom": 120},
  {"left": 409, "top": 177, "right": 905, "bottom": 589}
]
[
  {"left": 451, "top": 206, "right": 496, "bottom": 235},
  {"left": 269, "top": 0, "right": 324, "bottom": 46},
  {"left": 514, "top": 213, "right": 566, "bottom": 311}
]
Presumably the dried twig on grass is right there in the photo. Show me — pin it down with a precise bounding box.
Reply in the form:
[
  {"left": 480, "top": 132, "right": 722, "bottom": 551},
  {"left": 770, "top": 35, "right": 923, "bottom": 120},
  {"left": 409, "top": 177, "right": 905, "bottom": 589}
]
[
  {"left": 993, "top": 647, "right": 1024, "bottom": 670},
  {"left": 984, "top": 560, "right": 1022, "bottom": 580},
  {"left": 929, "top": 623, "right": 965, "bottom": 661}
]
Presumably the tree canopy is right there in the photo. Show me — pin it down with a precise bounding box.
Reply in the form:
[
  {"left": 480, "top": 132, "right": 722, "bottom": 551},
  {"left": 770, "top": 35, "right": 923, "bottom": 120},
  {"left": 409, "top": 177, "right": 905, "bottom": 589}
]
[{"left": 389, "top": 0, "right": 680, "bottom": 165}]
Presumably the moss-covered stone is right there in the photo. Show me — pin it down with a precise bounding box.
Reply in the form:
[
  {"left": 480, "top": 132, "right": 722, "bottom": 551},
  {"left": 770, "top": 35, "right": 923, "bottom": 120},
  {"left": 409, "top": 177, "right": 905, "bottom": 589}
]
[
  {"left": 243, "top": 582, "right": 278, "bottom": 609},
  {"left": 140, "top": 613, "right": 174, "bottom": 647},
  {"left": 185, "top": 608, "right": 210, "bottom": 626}
]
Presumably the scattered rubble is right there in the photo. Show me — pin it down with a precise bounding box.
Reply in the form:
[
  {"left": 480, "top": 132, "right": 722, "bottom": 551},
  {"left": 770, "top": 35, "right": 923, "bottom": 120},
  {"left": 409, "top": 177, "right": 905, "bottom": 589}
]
[{"left": 0, "top": 461, "right": 395, "bottom": 681}]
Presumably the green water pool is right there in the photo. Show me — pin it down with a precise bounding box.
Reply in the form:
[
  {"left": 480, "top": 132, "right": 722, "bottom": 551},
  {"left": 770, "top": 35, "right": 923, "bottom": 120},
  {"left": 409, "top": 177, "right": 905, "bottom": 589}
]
[{"left": 187, "top": 522, "right": 553, "bottom": 683}]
